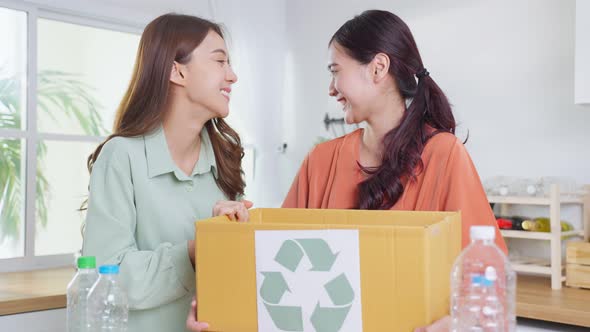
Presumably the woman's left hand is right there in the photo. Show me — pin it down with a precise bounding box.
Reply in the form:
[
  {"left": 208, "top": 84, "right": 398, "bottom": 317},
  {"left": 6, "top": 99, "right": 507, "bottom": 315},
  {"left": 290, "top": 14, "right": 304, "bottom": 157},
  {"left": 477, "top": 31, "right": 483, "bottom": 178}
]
[{"left": 414, "top": 315, "right": 451, "bottom": 332}]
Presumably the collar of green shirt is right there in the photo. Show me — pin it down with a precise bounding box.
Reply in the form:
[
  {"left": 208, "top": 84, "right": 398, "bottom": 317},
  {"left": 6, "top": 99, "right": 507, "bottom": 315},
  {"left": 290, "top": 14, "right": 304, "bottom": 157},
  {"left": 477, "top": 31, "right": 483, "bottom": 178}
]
[{"left": 144, "top": 125, "right": 218, "bottom": 180}]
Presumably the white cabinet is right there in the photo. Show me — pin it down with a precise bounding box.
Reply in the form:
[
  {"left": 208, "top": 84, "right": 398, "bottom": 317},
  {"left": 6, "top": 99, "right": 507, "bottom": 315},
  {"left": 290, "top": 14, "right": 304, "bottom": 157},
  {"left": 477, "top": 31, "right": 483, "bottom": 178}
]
[
  {"left": 576, "top": 0, "right": 590, "bottom": 104},
  {"left": 0, "top": 308, "right": 66, "bottom": 332}
]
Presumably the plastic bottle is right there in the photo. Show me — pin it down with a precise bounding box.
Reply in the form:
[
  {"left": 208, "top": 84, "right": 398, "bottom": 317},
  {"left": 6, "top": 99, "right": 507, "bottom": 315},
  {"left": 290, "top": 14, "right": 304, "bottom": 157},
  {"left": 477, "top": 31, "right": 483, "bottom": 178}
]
[
  {"left": 86, "top": 265, "right": 129, "bottom": 332},
  {"left": 451, "top": 226, "right": 516, "bottom": 332},
  {"left": 67, "top": 256, "right": 98, "bottom": 332}
]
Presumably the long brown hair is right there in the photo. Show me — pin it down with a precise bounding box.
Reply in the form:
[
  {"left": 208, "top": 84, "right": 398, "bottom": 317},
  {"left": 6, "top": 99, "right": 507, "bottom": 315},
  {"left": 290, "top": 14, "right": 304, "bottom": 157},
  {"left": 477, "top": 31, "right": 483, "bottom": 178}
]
[
  {"left": 331, "top": 10, "right": 456, "bottom": 210},
  {"left": 87, "top": 13, "right": 245, "bottom": 200}
]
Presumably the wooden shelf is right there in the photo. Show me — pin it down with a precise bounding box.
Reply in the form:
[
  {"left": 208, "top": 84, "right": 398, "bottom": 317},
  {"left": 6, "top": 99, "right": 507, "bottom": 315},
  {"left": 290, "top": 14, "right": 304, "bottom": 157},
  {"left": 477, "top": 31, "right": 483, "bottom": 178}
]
[
  {"left": 510, "top": 257, "right": 570, "bottom": 284},
  {"left": 510, "top": 256, "right": 554, "bottom": 275},
  {"left": 488, "top": 195, "right": 584, "bottom": 205},
  {"left": 489, "top": 183, "right": 590, "bottom": 289},
  {"left": 513, "top": 263, "right": 552, "bottom": 275},
  {"left": 501, "top": 229, "right": 583, "bottom": 240}
]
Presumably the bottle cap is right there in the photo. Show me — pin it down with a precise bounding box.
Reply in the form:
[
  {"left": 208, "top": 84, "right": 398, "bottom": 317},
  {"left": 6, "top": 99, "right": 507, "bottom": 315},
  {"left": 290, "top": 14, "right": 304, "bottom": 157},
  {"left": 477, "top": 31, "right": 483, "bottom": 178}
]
[
  {"left": 99, "top": 265, "right": 120, "bottom": 274},
  {"left": 470, "top": 226, "right": 496, "bottom": 241},
  {"left": 77, "top": 256, "right": 96, "bottom": 269}
]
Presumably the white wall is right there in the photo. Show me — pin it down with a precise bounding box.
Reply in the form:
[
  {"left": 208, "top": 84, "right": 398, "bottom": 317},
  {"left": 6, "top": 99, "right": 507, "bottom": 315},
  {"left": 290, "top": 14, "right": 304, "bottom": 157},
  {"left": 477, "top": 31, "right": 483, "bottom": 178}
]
[
  {"left": 283, "top": 0, "right": 590, "bottom": 196},
  {"left": 212, "top": 0, "right": 288, "bottom": 207},
  {"left": 576, "top": 0, "right": 590, "bottom": 104}
]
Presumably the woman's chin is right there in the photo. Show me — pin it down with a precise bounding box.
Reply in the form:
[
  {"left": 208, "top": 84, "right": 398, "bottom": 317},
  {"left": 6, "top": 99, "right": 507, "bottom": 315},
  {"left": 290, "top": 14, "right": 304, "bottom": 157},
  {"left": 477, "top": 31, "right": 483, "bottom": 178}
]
[
  {"left": 344, "top": 112, "right": 358, "bottom": 125},
  {"left": 214, "top": 107, "right": 230, "bottom": 119}
]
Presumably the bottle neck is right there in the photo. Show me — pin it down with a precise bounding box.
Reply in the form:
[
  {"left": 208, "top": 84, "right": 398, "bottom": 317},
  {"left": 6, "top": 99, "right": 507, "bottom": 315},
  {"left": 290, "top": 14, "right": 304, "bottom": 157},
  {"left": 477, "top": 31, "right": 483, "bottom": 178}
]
[
  {"left": 78, "top": 268, "right": 97, "bottom": 274},
  {"left": 470, "top": 238, "right": 494, "bottom": 245},
  {"left": 99, "top": 273, "right": 119, "bottom": 281}
]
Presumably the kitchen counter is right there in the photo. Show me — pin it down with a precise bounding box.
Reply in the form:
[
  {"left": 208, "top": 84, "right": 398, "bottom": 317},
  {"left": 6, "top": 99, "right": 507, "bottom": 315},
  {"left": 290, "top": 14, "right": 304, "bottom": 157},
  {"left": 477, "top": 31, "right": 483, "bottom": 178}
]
[
  {"left": 0, "top": 267, "right": 73, "bottom": 316},
  {"left": 1, "top": 268, "right": 589, "bottom": 328}
]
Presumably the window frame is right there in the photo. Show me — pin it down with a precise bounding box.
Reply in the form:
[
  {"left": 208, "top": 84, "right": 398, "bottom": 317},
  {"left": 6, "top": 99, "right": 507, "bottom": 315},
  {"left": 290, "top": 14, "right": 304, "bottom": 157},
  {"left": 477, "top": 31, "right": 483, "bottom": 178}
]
[{"left": 0, "top": 0, "right": 142, "bottom": 272}]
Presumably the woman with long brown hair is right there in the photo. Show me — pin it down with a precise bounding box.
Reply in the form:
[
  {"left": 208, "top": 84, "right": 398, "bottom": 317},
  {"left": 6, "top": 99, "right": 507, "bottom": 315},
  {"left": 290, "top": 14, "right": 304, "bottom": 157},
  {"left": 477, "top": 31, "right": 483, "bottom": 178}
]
[{"left": 82, "top": 13, "right": 250, "bottom": 332}]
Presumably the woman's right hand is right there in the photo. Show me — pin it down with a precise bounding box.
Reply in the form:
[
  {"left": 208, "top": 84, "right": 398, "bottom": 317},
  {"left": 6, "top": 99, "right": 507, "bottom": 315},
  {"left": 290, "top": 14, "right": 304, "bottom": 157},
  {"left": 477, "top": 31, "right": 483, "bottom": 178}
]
[
  {"left": 186, "top": 201, "right": 253, "bottom": 329},
  {"left": 186, "top": 297, "right": 209, "bottom": 332},
  {"left": 189, "top": 200, "right": 253, "bottom": 266},
  {"left": 212, "top": 199, "right": 253, "bottom": 222}
]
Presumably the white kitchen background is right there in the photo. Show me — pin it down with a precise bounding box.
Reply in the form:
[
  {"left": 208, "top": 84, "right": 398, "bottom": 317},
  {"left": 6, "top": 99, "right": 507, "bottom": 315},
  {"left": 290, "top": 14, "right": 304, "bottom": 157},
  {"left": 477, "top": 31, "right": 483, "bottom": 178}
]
[{"left": 0, "top": 0, "right": 589, "bottom": 331}]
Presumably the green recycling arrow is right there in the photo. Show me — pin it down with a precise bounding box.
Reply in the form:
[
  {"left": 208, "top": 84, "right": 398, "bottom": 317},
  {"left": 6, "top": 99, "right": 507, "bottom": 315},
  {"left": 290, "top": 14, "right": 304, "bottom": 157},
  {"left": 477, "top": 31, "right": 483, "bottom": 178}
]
[
  {"left": 296, "top": 239, "right": 339, "bottom": 271},
  {"left": 262, "top": 237, "right": 354, "bottom": 332},
  {"left": 324, "top": 273, "right": 355, "bottom": 305},
  {"left": 275, "top": 240, "right": 304, "bottom": 272},
  {"left": 310, "top": 273, "right": 355, "bottom": 331},
  {"left": 310, "top": 303, "right": 352, "bottom": 332},
  {"left": 264, "top": 303, "right": 303, "bottom": 332},
  {"left": 260, "top": 272, "right": 290, "bottom": 304},
  {"left": 275, "top": 239, "right": 338, "bottom": 272}
]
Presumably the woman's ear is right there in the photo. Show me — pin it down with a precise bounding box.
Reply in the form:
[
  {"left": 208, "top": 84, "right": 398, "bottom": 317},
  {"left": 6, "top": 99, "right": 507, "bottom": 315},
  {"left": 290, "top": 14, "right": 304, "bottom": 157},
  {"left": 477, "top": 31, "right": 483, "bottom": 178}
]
[
  {"left": 170, "top": 61, "right": 186, "bottom": 86},
  {"left": 371, "top": 53, "right": 390, "bottom": 82}
]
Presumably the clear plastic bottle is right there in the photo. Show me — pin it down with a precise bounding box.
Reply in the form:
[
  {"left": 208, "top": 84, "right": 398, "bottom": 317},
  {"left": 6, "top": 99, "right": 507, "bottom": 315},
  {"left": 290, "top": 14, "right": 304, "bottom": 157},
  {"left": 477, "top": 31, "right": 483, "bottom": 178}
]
[
  {"left": 86, "top": 265, "right": 129, "bottom": 332},
  {"left": 451, "top": 226, "right": 516, "bottom": 332},
  {"left": 67, "top": 256, "right": 98, "bottom": 332}
]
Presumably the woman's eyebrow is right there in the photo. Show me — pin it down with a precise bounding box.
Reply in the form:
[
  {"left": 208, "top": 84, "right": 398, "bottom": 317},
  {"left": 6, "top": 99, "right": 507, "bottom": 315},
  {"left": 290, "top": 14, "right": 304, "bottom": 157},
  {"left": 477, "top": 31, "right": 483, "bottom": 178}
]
[{"left": 211, "top": 49, "right": 227, "bottom": 56}]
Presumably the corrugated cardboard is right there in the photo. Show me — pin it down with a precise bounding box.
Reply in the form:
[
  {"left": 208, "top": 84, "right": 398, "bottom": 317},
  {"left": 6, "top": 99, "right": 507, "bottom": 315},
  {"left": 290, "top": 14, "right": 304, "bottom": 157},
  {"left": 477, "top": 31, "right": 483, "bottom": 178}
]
[{"left": 195, "top": 208, "right": 461, "bottom": 332}]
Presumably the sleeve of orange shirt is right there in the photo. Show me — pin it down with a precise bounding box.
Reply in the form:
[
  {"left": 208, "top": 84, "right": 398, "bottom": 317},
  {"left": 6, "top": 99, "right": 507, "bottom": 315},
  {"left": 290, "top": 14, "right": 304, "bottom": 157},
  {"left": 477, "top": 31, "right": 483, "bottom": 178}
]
[
  {"left": 441, "top": 139, "right": 508, "bottom": 254},
  {"left": 283, "top": 154, "right": 310, "bottom": 208}
]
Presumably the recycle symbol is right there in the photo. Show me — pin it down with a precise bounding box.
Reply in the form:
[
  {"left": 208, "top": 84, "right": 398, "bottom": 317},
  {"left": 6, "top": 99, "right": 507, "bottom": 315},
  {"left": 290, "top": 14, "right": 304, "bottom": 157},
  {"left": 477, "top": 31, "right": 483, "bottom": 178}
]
[{"left": 259, "top": 238, "right": 355, "bottom": 332}]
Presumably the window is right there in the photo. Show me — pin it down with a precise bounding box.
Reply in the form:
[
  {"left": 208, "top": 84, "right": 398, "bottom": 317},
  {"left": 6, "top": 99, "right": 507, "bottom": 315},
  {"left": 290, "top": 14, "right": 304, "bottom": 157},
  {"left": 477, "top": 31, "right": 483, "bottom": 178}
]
[
  {"left": 0, "top": 2, "right": 140, "bottom": 270},
  {"left": 0, "top": 7, "right": 27, "bottom": 260}
]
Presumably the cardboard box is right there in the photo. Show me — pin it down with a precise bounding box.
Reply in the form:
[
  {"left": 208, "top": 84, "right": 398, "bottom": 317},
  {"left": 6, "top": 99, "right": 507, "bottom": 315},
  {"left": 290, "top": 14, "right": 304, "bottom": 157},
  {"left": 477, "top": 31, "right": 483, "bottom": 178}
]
[
  {"left": 566, "top": 241, "right": 590, "bottom": 289},
  {"left": 195, "top": 208, "right": 461, "bottom": 332},
  {"left": 567, "top": 241, "right": 590, "bottom": 266}
]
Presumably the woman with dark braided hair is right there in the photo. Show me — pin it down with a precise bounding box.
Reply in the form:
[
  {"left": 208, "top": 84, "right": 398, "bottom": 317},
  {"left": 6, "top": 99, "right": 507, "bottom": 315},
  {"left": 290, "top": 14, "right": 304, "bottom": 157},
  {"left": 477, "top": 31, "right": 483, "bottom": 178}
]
[
  {"left": 284, "top": 10, "right": 505, "bottom": 250},
  {"left": 282, "top": 10, "right": 506, "bottom": 331}
]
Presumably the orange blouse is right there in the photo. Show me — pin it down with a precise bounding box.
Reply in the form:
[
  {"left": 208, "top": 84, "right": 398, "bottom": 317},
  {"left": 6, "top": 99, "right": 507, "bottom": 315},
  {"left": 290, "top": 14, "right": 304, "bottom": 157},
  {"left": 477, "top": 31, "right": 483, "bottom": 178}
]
[{"left": 282, "top": 129, "right": 507, "bottom": 253}]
